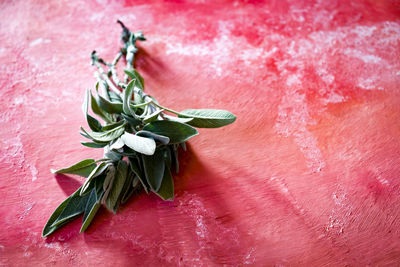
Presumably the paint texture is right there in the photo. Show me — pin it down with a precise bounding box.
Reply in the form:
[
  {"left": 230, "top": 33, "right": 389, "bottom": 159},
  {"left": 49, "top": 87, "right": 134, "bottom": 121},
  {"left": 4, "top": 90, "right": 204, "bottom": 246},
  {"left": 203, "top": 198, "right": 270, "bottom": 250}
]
[{"left": 1, "top": 0, "right": 400, "bottom": 265}]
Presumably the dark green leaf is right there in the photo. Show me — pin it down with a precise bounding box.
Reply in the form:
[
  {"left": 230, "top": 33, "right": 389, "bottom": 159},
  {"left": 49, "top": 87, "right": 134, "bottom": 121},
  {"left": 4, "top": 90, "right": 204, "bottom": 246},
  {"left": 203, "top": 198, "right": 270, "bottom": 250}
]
[
  {"left": 101, "top": 120, "right": 125, "bottom": 131},
  {"left": 80, "top": 187, "right": 101, "bottom": 233},
  {"left": 51, "top": 159, "right": 97, "bottom": 178},
  {"left": 121, "top": 132, "right": 156, "bottom": 155},
  {"left": 143, "top": 109, "right": 163, "bottom": 123},
  {"left": 142, "top": 120, "right": 198, "bottom": 144},
  {"left": 81, "top": 142, "right": 108, "bottom": 148},
  {"left": 142, "top": 150, "right": 165, "bottom": 192},
  {"left": 51, "top": 190, "right": 90, "bottom": 227},
  {"left": 82, "top": 89, "right": 102, "bottom": 131},
  {"left": 178, "top": 109, "right": 236, "bottom": 128},
  {"left": 136, "top": 130, "right": 169, "bottom": 145},
  {"left": 80, "top": 123, "right": 125, "bottom": 143},
  {"left": 121, "top": 113, "right": 142, "bottom": 127},
  {"left": 42, "top": 187, "right": 81, "bottom": 237},
  {"left": 81, "top": 162, "right": 110, "bottom": 195},
  {"left": 128, "top": 157, "right": 149, "bottom": 193},
  {"left": 105, "top": 160, "right": 128, "bottom": 213},
  {"left": 154, "top": 165, "right": 174, "bottom": 201}
]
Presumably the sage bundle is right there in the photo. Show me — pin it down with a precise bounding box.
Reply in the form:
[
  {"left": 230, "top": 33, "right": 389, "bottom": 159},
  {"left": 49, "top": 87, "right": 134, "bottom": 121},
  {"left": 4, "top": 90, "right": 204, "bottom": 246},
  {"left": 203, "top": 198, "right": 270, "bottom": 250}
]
[{"left": 42, "top": 21, "right": 236, "bottom": 237}]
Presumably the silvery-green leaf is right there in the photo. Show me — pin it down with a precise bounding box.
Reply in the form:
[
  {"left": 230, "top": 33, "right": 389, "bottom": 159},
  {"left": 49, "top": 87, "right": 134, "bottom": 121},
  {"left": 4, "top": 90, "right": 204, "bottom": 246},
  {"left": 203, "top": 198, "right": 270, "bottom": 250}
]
[
  {"left": 123, "top": 79, "right": 136, "bottom": 116},
  {"left": 80, "top": 187, "right": 101, "bottom": 233},
  {"left": 163, "top": 114, "right": 193, "bottom": 124},
  {"left": 51, "top": 159, "right": 97, "bottom": 178},
  {"left": 90, "top": 90, "right": 113, "bottom": 123},
  {"left": 121, "top": 132, "right": 156, "bottom": 156},
  {"left": 142, "top": 120, "right": 198, "bottom": 144},
  {"left": 178, "top": 109, "right": 236, "bottom": 128},
  {"left": 80, "top": 123, "right": 125, "bottom": 143},
  {"left": 95, "top": 93, "right": 123, "bottom": 114},
  {"left": 82, "top": 89, "right": 102, "bottom": 132},
  {"left": 108, "top": 91, "right": 122, "bottom": 102},
  {"left": 143, "top": 109, "right": 164, "bottom": 123},
  {"left": 142, "top": 150, "right": 165, "bottom": 192},
  {"left": 105, "top": 160, "right": 128, "bottom": 213},
  {"left": 124, "top": 69, "right": 144, "bottom": 90},
  {"left": 110, "top": 138, "right": 124, "bottom": 150},
  {"left": 101, "top": 165, "right": 116, "bottom": 204},
  {"left": 154, "top": 166, "right": 174, "bottom": 201},
  {"left": 42, "top": 187, "right": 82, "bottom": 237},
  {"left": 136, "top": 130, "right": 169, "bottom": 145},
  {"left": 101, "top": 120, "right": 125, "bottom": 131},
  {"left": 128, "top": 157, "right": 149, "bottom": 193},
  {"left": 81, "top": 142, "right": 108, "bottom": 148},
  {"left": 103, "top": 145, "right": 122, "bottom": 161}
]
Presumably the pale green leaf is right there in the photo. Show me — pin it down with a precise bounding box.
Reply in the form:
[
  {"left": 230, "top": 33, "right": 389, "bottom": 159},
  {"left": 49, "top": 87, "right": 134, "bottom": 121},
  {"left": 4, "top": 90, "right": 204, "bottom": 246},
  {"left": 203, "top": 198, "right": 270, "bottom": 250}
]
[
  {"left": 121, "top": 132, "right": 156, "bottom": 156},
  {"left": 178, "top": 109, "right": 236, "bottom": 128}
]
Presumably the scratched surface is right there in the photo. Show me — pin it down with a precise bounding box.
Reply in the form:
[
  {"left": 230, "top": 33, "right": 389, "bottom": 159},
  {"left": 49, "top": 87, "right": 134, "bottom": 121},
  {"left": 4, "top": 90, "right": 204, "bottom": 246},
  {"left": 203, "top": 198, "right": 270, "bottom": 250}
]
[{"left": 1, "top": 0, "right": 400, "bottom": 266}]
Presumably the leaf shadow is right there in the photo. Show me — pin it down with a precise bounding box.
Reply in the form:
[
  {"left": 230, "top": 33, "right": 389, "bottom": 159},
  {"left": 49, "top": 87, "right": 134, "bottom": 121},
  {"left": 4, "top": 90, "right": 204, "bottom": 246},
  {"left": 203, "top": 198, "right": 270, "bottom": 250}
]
[{"left": 55, "top": 173, "right": 82, "bottom": 196}]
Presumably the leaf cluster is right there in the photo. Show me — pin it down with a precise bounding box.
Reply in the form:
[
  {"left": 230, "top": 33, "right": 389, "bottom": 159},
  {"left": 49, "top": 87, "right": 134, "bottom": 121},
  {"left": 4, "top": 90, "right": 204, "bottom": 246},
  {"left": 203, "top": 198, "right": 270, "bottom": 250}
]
[{"left": 43, "top": 22, "right": 236, "bottom": 237}]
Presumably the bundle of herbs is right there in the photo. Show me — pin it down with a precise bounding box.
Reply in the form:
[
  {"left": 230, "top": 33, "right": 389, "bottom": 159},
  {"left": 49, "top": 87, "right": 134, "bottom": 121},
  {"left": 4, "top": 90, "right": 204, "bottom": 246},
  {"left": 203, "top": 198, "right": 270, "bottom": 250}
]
[{"left": 42, "top": 21, "right": 236, "bottom": 237}]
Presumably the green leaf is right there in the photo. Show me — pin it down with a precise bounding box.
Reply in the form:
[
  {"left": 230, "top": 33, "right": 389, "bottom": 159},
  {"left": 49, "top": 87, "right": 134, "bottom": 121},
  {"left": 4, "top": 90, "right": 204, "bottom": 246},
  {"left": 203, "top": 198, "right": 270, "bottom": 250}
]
[
  {"left": 128, "top": 157, "right": 149, "bottom": 193},
  {"left": 95, "top": 93, "right": 123, "bottom": 114},
  {"left": 154, "top": 166, "right": 174, "bottom": 201},
  {"left": 164, "top": 114, "right": 193, "bottom": 124},
  {"left": 80, "top": 187, "right": 101, "bottom": 233},
  {"left": 109, "top": 91, "right": 122, "bottom": 102},
  {"left": 122, "top": 79, "right": 136, "bottom": 117},
  {"left": 143, "top": 109, "right": 164, "bottom": 123},
  {"left": 121, "top": 132, "right": 156, "bottom": 156},
  {"left": 101, "top": 120, "right": 125, "bottom": 131},
  {"left": 121, "top": 113, "right": 142, "bottom": 127},
  {"left": 51, "top": 159, "right": 97, "bottom": 178},
  {"left": 136, "top": 130, "right": 169, "bottom": 145},
  {"left": 42, "top": 187, "right": 82, "bottom": 237},
  {"left": 142, "top": 150, "right": 165, "bottom": 192},
  {"left": 178, "top": 109, "right": 236, "bottom": 128},
  {"left": 90, "top": 90, "right": 113, "bottom": 123},
  {"left": 80, "top": 123, "right": 125, "bottom": 143},
  {"left": 124, "top": 69, "right": 144, "bottom": 90},
  {"left": 142, "top": 120, "right": 198, "bottom": 144},
  {"left": 105, "top": 160, "right": 128, "bottom": 213},
  {"left": 51, "top": 189, "right": 90, "bottom": 227},
  {"left": 81, "top": 142, "right": 108, "bottom": 148},
  {"left": 81, "top": 162, "right": 110, "bottom": 195},
  {"left": 120, "top": 169, "right": 135, "bottom": 204},
  {"left": 83, "top": 89, "right": 102, "bottom": 132}
]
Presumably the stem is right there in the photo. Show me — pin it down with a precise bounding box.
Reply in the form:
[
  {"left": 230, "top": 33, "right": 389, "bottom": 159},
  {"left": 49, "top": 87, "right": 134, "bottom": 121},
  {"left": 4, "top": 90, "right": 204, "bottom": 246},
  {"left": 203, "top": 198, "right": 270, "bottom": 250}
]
[
  {"left": 93, "top": 59, "right": 121, "bottom": 95},
  {"left": 110, "top": 52, "right": 124, "bottom": 88},
  {"left": 150, "top": 101, "right": 181, "bottom": 116}
]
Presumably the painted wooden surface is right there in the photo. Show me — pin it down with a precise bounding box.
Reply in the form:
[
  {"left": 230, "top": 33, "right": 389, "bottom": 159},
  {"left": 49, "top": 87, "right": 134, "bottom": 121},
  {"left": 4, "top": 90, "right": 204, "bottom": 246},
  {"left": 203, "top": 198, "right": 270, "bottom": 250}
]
[{"left": 1, "top": 0, "right": 400, "bottom": 265}]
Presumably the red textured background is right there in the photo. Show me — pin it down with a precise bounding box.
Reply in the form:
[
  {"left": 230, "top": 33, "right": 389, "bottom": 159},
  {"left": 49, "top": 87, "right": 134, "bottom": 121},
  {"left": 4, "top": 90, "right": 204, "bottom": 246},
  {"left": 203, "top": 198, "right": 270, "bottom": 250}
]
[{"left": 1, "top": 0, "right": 400, "bottom": 266}]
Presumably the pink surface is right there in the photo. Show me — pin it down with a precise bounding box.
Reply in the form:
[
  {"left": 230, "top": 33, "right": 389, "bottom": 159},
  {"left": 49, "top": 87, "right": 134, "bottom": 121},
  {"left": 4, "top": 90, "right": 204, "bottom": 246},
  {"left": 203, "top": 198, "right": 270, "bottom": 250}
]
[{"left": 1, "top": 0, "right": 400, "bottom": 265}]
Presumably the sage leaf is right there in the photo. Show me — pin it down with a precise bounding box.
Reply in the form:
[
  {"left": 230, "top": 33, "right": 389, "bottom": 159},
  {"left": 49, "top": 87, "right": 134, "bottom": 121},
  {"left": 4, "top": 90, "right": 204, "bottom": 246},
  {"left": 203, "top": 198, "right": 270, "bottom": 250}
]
[
  {"left": 128, "top": 157, "right": 149, "bottom": 193},
  {"left": 120, "top": 170, "right": 134, "bottom": 204},
  {"left": 42, "top": 187, "right": 82, "bottom": 237},
  {"left": 80, "top": 123, "right": 125, "bottom": 142},
  {"left": 96, "top": 93, "right": 123, "bottom": 114},
  {"left": 122, "top": 79, "right": 136, "bottom": 116},
  {"left": 51, "top": 159, "right": 97, "bottom": 178},
  {"left": 163, "top": 114, "right": 193, "bottom": 124},
  {"left": 124, "top": 69, "right": 144, "bottom": 90},
  {"left": 51, "top": 190, "right": 90, "bottom": 227},
  {"left": 80, "top": 187, "right": 101, "bottom": 233},
  {"left": 154, "top": 166, "right": 174, "bottom": 201},
  {"left": 178, "top": 109, "right": 236, "bottom": 128},
  {"left": 81, "top": 162, "right": 110, "bottom": 195},
  {"left": 142, "top": 120, "right": 198, "bottom": 144},
  {"left": 121, "top": 132, "right": 156, "bottom": 156},
  {"left": 101, "top": 120, "right": 125, "bottom": 131},
  {"left": 143, "top": 109, "right": 164, "bottom": 123},
  {"left": 83, "top": 89, "right": 102, "bottom": 132},
  {"left": 81, "top": 142, "right": 108, "bottom": 148},
  {"left": 110, "top": 138, "right": 124, "bottom": 150},
  {"left": 142, "top": 150, "right": 165, "bottom": 192},
  {"left": 90, "top": 90, "right": 113, "bottom": 123},
  {"left": 104, "top": 145, "right": 123, "bottom": 161},
  {"left": 105, "top": 160, "right": 128, "bottom": 213},
  {"left": 136, "top": 130, "right": 169, "bottom": 145},
  {"left": 121, "top": 113, "right": 142, "bottom": 127}
]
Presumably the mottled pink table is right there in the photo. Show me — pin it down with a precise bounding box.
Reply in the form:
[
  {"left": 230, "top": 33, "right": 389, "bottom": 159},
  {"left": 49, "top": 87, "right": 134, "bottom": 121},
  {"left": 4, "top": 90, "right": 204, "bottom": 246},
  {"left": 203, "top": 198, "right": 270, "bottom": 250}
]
[{"left": 1, "top": 0, "right": 400, "bottom": 266}]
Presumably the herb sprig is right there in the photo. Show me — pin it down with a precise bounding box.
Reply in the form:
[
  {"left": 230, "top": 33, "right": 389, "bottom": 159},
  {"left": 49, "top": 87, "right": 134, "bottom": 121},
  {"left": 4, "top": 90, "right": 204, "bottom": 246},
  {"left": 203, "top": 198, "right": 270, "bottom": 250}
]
[{"left": 42, "top": 21, "right": 236, "bottom": 237}]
